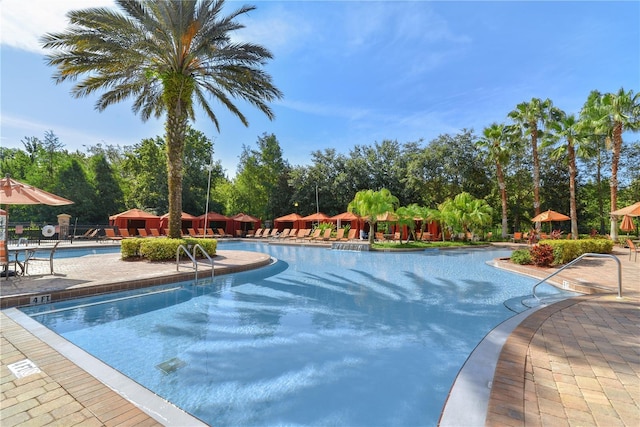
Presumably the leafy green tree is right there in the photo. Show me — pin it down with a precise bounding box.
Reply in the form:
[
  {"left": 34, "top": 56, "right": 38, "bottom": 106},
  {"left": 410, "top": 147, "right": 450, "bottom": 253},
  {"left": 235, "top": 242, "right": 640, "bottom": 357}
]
[
  {"left": 182, "top": 128, "right": 224, "bottom": 215},
  {"left": 121, "top": 137, "right": 167, "bottom": 213},
  {"left": 509, "top": 98, "right": 555, "bottom": 223},
  {"left": 54, "top": 158, "right": 97, "bottom": 223},
  {"left": 42, "top": 0, "right": 283, "bottom": 238},
  {"left": 347, "top": 188, "right": 399, "bottom": 244},
  {"left": 439, "top": 192, "right": 493, "bottom": 238},
  {"left": 89, "top": 154, "right": 125, "bottom": 223}
]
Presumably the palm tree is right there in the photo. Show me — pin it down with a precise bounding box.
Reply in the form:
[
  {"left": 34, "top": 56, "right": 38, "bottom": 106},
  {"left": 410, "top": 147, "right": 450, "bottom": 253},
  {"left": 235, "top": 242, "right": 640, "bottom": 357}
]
[
  {"left": 508, "top": 98, "right": 553, "bottom": 227},
  {"left": 439, "top": 192, "right": 493, "bottom": 239},
  {"left": 347, "top": 188, "right": 399, "bottom": 244},
  {"left": 547, "top": 110, "right": 591, "bottom": 239},
  {"left": 41, "top": 0, "right": 283, "bottom": 238},
  {"left": 477, "top": 123, "right": 514, "bottom": 239},
  {"left": 582, "top": 88, "right": 640, "bottom": 240}
]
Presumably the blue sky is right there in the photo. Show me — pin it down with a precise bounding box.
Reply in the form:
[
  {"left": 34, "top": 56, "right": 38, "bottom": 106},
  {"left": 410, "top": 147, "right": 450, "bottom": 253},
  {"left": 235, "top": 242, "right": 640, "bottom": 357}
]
[{"left": 1, "top": 1, "right": 638, "bottom": 177}]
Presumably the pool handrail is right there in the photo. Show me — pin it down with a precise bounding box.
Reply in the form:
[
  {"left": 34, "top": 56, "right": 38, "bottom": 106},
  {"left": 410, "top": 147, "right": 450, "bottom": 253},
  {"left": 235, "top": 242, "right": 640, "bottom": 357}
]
[
  {"left": 532, "top": 253, "right": 622, "bottom": 301},
  {"left": 176, "top": 244, "right": 214, "bottom": 284}
]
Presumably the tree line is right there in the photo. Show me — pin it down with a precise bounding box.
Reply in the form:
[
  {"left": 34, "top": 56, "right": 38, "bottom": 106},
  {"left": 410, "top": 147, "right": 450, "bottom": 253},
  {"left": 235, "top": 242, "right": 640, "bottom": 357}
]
[{"left": 1, "top": 88, "right": 638, "bottom": 239}]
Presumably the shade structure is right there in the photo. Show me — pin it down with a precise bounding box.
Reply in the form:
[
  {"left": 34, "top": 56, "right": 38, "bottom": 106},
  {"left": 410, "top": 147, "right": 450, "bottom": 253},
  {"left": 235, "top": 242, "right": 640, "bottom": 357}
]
[
  {"left": 620, "top": 215, "right": 635, "bottom": 232},
  {"left": 611, "top": 201, "right": 640, "bottom": 217},
  {"left": 531, "top": 209, "right": 570, "bottom": 234},
  {"left": 301, "top": 212, "right": 329, "bottom": 222},
  {"left": 1, "top": 175, "right": 73, "bottom": 277},
  {"left": 1, "top": 175, "right": 74, "bottom": 206},
  {"left": 160, "top": 212, "right": 197, "bottom": 231},
  {"left": 198, "top": 212, "right": 231, "bottom": 234},
  {"left": 231, "top": 213, "right": 261, "bottom": 236},
  {"left": 109, "top": 208, "right": 161, "bottom": 235},
  {"left": 375, "top": 211, "right": 398, "bottom": 222},
  {"left": 274, "top": 213, "right": 303, "bottom": 231},
  {"left": 232, "top": 213, "right": 260, "bottom": 223},
  {"left": 531, "top": 209, "right": 570, "bottom": 223},
  {"left": 331, "top": 212, "right": 361, "bottom": 221}
]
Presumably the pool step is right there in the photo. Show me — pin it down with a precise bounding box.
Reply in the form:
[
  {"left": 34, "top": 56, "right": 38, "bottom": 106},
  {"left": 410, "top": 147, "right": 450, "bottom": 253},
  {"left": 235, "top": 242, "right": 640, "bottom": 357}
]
[{"left": 503, "top": 294, "right": 571, "bottom": 313}]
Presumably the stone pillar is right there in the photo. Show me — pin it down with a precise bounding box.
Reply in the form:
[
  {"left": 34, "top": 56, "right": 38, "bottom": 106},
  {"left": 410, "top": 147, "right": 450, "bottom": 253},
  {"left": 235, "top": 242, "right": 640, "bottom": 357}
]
[{"left": 57, "top": 213, "right": 72, "bottom": 239}]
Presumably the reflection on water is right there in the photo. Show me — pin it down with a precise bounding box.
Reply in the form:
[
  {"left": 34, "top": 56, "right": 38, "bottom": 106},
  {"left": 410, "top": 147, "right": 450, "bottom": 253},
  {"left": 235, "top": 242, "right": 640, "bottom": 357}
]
[{"left": 24, "top": 243, "right": 569, "bottom": 426}]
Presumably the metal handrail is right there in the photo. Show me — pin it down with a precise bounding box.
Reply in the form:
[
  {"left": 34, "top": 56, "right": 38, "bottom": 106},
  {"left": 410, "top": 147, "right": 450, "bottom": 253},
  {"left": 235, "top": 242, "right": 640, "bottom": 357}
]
[
  {"left": 176, "top": 245, "right": 199, "bottom": 282},
  {"left": 532, "top": 253, "right": 622, "bottom": 301},
  {"left": 192, "top": 243, "right": 215, "bottom": 279}
]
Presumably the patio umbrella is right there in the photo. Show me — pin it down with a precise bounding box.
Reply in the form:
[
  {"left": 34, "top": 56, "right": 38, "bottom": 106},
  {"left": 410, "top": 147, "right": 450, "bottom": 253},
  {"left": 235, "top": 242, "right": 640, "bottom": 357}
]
[
  {"left": 611, "top": 201, "right": 640, "bottom": 217},
  {"left": 531, "top": 209, "right": 570, "bottom": 233},
  {"left": 1, "top": 174, "right": 73, "bottom": 277},
  {"left": 620, "top": 215, "right": 635, "bottom": 235}
]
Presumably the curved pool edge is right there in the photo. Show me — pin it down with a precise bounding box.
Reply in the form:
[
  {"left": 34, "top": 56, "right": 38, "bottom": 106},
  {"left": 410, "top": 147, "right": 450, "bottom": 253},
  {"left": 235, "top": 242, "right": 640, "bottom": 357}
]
[
  {"left": 2, "top": 307, "right": 208, "bottom": 427},
  {"left": 438, "top": 305, "right": 544, "bottom": 426}
]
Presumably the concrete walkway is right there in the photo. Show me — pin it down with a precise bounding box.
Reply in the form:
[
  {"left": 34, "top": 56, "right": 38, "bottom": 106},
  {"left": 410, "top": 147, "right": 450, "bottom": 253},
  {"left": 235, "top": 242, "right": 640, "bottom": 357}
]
[{"left": 1, "top": 241, "right": 639, "bottom": 426}]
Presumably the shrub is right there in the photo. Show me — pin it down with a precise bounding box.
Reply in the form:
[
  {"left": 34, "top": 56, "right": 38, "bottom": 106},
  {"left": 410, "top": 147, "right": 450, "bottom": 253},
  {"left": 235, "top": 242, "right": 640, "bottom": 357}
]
[
  {"left": 530, "top": 244, "right": 554, "bottom": 267},
  {"left": 510, "top": 249, "right": 532, "bottom": 265},
  {"left": 541, "top": 239, "right": 613, "bottom": 264},
  {"left": 122, "top": 237, "right": 217, "bottom": 261}
]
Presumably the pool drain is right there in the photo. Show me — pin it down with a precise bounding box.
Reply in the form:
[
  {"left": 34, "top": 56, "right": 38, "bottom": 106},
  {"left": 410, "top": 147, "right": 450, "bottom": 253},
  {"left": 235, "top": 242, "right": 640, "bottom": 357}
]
[{"left": 156, "top": 357, "right": 186, "bottom": 374}]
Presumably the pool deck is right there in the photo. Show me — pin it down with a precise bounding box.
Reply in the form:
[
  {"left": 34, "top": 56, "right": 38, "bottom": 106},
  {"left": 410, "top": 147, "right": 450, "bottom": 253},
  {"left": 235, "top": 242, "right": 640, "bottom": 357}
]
[{"left": 1, "top": 240, "right": 638, "bottom": 426}]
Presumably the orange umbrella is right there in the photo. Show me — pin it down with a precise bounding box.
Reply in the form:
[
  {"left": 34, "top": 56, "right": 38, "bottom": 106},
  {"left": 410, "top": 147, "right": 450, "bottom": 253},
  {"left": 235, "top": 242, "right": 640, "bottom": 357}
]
[
  {"left": 611, "top": 201, "right": 640, "bottom": 217},
  {"left": 531, "top": 209, "right": 570, "bottom": 233},
  {"left": 1, "top": 174, "right": 74, "bottom": 206},
  {"left": 620, "top": 215, "right": 635, "bottom": 233}
]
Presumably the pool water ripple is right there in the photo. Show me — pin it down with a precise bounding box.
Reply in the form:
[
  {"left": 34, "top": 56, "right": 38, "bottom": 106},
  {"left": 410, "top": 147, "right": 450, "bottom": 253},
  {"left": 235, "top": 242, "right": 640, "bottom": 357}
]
[{"left": 23, "top": 242, "right": 572, "bottom": 426}]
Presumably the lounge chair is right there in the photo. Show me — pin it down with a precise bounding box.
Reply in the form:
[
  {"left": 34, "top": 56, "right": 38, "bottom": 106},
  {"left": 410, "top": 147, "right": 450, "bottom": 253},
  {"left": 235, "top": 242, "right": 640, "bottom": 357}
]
[
  {"left": 626, "top": 239, "right": 639, "bottom": 262},
  {"left": 284, "top": 229, "right": 297, "bottom": 239},
  {"left": 277, "top": 228, "right": 291, "bottom": 238},
  {"left": 217, "top": 228, "right": 232, "bottom": 238},
  {"left": 120, "top": 229, "right": 132, "bottom": 238},
  {"left": 264, "top": 229, "right": 278, "bottom": 238},
  {"left": 25, "top": 241, "right": 60, "bottom": 276},
  {"left": 206, "top": 228, "right": 218, "bottom": 237},
  {"left": 248, "top": 228, "right": 263, "bottom": 238},
  {"left": 346, "top": 229, "right": 357, "bottom": 240},
  {"left": 393, "top": 232, "right": 401, "bottom": 241},
  {"left": 304, "top": 228, "right": 322, "bottom": 241},
  {"left": 104, "top": 228, "right": 122, "bottom": 241},
  {"left": 74, "top": 228, "right": 96, "bottom": 240},
  {"left": 375, "top": 232, "right": 386, "bottom": 242},
  {"left": 260, "top": 228, "right": 271, "bottom": 238},
  {"left": 138, "top": 228, "right": 149, "bottom": 237},
  {"left": 187, "top": 228, "right": 200, "bottom": 237},
  {"left": 150, "top": 228, "right": 161, "bottom": 237},
  {"left": 330, "top": 228, "right": 346, "bottom": 241},
  {"left": 511, "top": 232, "right": 523, "bottom": 243}
]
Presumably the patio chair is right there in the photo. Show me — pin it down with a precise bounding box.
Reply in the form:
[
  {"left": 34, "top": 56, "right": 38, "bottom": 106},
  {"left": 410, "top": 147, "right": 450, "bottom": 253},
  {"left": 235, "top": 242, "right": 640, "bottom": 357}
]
[
  {"left": 260, "top": 228, "right": 271, "bottom": 238},
  {"left": 304, "top": 228, "right": 322, "bottom": 241},
  {"left": 104, "top": 228, "right": 122, "bottom": 241},
  {"left": 284, "top": 229, "right": 298, "bottom": 239},
  {"left": 247, "top": 228, "right": 263, "bottom": 238},
  {"left": 119, "top": 229, "right": 132, "bottom": 238},
  {"left": 316, "top": 229, "right": 332, "bottom": 242},
  {"left": 626, "top": 239, "right": 639, "bottom": 262},
  {"left": 138, "top": 228, "right": 150, "bottom": 237},
  {"left": 511, "top": 232, "right": 523, "bottom": 243},
  {"left": 74, "top": 228, "right": 95, "bottom": 240},
  {"left": 217, "top": 228, "right": 232, "bottom": 238},
  {"left": 330, "top": 228, "right": 346, "bottom": 241},
  {"left": 25, "top": 241, "right": 60, "bottom": 275},
  {"left": 150, "top": 228, "right": 161, "bottom": 237},
  {"left": 277, "top": 229, "right": 291, "bottom": 238},
  {"left": 346, "top": 229, "right": 357, "bottom": 241}
]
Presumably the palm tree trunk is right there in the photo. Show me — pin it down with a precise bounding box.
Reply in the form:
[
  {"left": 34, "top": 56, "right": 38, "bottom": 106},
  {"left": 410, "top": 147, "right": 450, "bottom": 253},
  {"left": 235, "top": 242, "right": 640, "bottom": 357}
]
[
  {"left": 609, "top": 122, "right": 622, "bottom": 240},
  {"left": 496, "top": 162, "right": 508, "bottom": 238},
  {"left": 567, "top": 140, "right": 578, "bottom": 239},
  {"left": 531, "top": 126, "right": 541, "bottom": 226},
  {"left": 166, "top": 103, "right": 189, "bottom": 239}
]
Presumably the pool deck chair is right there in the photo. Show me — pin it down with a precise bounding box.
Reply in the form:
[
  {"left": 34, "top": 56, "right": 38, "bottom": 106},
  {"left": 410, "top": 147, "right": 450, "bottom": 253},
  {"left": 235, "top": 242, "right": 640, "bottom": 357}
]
[
  {"left": 217, "top": 228, "right": 232, "bottom": 238},
  {"left": 248, "top": 228, "right": 263, "bottom": 238},
  {"left": 277, "top": 229, "right": 291, "bottom": 239},
  {"left": 260, "top": 228, "right": 271, "bottom": 238},
  {"left": 329, "top": 229, "right": 346, "bottom": 241},
  {"left": 626, "top": 239, "right": 639, "bottom": 261},
  {"left": 304, "top": 229, "right": 322, "bottom": 242},
  {"left": 346, "top": 229, "right": 358, "bottom": 241},
  {"left": 119, "top": 229, "right": 132, "bottom": 238},
  {"left": 138, "top": 228, "right": 150, "bottom": 237},
  {"left": 150, "top": 228, "right": 161, "bottom": 237},
  {"left": 25, "top": 241, "right": 60, "bottom": 275},
  {"left": 104, "top": 228, "right": 122, "bottom": 241}
]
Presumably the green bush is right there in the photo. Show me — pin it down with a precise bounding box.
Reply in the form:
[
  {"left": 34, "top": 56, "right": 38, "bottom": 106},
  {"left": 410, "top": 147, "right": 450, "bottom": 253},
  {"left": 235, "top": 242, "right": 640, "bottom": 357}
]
[
  {"left": 510, "top": 249, "right": 532, "bottom": 265},
  {"left": 540, "top": 238, "right": 613, "bottom": 264},
  {"left": 122, "top": 237, "right": 217, "bottom": 261}
]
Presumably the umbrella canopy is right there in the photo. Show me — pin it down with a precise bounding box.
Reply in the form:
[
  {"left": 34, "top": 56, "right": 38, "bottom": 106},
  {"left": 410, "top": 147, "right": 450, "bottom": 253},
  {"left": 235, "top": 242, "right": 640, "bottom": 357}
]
[
  {"left": 1, "top": 175, "right": 74, "bottom": 206},
  {"left": 611, "top": 201, "right": 640, "bottom": 217},
  {"left": 232, "top": 213, "right": 260, "bottom": 223},
  {"left": 301, "top": 212, "right": 329, "bottom": 222},
  {"left": 620, "top": 215, "right": 636, "bottom": 232},
  {"left": 531, "top": 209, "right": 570, "bottom": 223},
  {"left": 275, "top": 213, "right": 303, "bottom": 222}
]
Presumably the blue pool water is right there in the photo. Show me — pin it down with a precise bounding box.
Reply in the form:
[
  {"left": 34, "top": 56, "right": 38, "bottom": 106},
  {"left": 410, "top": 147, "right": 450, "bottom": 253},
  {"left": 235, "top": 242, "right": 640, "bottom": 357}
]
[{"left": 22, "top": 242, "right": 570, "bottom": 426}]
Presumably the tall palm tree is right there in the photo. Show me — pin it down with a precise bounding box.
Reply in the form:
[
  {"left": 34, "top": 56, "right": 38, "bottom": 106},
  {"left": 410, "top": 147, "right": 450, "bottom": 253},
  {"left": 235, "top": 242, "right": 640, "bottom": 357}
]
[
  {"left": 439, "top": 192, "right": 493, "bottom": 239},
  {"left": 508, "top": 98, "right": 553, "bottom": 228},
  {"left": 477, "top": 123, "right": 514, "bottom": 239},
  {"left": 347, "top": 188, "right": 399, "bottom": 244},
  {"left": 41, "top": 0, "right": 283, "bottom": 238},
  {"left": 582, "top": 88, "right": 640, "bottom": 240},
  {"left": 547, "top": 110, "right": 591, "bottom": 239}
]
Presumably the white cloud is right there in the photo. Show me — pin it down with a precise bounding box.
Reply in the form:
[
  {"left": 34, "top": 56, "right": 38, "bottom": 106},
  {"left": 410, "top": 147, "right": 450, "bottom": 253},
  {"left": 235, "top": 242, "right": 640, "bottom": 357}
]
[{"left": 0, "top": 0, "right": 115, "bottom": 53}]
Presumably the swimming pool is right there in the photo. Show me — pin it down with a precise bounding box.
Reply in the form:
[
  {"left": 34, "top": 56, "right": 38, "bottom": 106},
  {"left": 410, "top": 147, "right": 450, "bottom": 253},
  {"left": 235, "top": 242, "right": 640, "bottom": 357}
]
[{"left": 22, "top": 242, "right": 570, "bottom": 426}]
